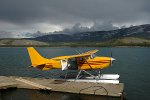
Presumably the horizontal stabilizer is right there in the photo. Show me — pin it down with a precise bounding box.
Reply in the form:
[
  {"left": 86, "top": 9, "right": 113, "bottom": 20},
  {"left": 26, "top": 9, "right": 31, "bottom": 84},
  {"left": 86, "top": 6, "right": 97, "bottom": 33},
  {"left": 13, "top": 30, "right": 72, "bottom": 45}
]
[{"left": 27, "top": 47, "right": 51, "bottom": 69}]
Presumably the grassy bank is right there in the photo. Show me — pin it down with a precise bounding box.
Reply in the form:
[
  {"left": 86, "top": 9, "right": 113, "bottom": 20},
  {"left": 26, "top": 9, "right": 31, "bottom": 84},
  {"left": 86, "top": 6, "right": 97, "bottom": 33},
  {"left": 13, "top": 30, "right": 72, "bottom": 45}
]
[
  {"left": 0, "top": 37, "right": 150, "bottom": 47},
  {"left": 0, "top": 42, "right": 150, "bottom": 47}
]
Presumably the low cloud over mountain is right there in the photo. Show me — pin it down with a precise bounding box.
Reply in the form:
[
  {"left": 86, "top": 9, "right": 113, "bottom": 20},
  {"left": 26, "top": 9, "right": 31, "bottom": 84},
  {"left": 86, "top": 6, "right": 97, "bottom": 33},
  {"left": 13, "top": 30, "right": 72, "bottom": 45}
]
[
  {"left": 61, "top": 21, "right": 119, "bottom": 34},
  {"left": 23, "top": 21, "right": 119, "bottom": 38},
  {"left": 0, "top": 31, "right": 16, "bottom": 38}
]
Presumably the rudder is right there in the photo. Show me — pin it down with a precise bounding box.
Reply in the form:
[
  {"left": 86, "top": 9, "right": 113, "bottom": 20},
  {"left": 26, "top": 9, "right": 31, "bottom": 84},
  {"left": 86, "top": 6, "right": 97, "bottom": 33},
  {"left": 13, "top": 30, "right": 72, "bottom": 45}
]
[{"left": 27, "top": 47, "right": 50, "bottom": 67}]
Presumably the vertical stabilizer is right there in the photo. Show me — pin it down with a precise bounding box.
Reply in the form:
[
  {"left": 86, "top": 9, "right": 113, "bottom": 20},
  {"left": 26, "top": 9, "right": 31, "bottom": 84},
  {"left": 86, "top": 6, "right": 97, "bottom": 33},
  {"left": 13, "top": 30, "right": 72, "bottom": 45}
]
[{"left": 27, "top": 47, "right": 50, "bottom": 67}]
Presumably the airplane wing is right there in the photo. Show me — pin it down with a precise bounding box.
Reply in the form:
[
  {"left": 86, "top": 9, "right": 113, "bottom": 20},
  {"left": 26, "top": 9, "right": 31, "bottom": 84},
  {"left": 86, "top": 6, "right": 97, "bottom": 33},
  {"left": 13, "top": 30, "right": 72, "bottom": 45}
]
[
  {"left": 82, "top": 49, "right": 98, "bottom": 55},
  {"left": 52, "top": 49, "right": 99, "bottom": 60}
]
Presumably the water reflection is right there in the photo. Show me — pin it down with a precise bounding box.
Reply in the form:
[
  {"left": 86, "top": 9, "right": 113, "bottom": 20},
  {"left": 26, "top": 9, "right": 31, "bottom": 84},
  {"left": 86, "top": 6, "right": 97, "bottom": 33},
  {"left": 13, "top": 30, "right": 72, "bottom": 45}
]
[{"left": 0, "top": 88, "right": 120, "bottom": 100}]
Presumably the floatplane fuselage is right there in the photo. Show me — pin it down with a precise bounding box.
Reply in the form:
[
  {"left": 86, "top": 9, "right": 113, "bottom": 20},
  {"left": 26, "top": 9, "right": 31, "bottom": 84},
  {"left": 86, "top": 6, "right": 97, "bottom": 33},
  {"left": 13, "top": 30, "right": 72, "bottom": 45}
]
[
  {"left": 27, "top": 47, "right": 115, "bottom": 71},
  {"left": 27, "top": 47, "right": 118, "bottom": 83}
]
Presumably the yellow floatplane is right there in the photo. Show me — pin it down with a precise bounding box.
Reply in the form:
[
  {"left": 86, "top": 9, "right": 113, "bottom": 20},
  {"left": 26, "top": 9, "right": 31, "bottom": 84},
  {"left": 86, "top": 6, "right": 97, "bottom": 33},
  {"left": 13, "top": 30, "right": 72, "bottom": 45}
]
[{"left": 27, "top": 47, "right": 119, "bottom": 83}]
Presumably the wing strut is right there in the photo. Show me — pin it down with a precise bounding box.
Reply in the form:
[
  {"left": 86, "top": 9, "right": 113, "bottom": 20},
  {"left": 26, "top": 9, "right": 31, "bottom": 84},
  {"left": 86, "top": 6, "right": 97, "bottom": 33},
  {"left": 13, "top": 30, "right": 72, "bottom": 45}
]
[{"left": 76, "top": 70, "right": 95, "bottom": 79}]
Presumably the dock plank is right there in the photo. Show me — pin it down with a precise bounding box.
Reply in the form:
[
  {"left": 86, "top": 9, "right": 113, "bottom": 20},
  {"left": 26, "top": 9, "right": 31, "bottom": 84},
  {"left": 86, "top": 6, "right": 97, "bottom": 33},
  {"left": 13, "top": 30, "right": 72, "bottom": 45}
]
[
  {"left": 0, "top": 83, "right": 18, "bottom": 89},
  {"left": 0, "top": 76, "right": 124, "bottom": 97}
]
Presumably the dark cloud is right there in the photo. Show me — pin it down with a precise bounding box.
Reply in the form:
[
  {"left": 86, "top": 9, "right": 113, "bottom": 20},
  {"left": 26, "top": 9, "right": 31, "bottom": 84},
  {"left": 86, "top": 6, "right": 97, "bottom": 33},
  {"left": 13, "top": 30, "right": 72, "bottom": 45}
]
[
  {"left": 1, "top": 0, "right": 150, "bottom": 24},
  {"left": 0, "top": 0, "right": 150, "bottom": 37}
]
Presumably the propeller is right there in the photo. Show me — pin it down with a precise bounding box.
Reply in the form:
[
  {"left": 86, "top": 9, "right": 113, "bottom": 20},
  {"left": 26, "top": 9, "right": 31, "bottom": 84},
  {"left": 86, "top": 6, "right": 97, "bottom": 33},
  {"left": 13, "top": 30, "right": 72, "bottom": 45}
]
[{"left": 110, "top": 48, "right": 116, "bottom": 66}]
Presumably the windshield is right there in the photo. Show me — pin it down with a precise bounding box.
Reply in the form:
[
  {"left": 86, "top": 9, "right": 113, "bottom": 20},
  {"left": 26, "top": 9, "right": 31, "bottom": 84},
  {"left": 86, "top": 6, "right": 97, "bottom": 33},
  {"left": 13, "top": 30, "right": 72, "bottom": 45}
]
[{"left": 90, "top": 54, "right": 96, "bottom": 59}]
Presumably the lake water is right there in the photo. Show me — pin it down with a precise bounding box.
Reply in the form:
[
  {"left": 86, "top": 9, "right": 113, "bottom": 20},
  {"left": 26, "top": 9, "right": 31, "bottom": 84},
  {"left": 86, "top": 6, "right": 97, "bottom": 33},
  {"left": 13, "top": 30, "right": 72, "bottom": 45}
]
[{"left": 0, "top": 47, "right": 150, "bottom": 100}]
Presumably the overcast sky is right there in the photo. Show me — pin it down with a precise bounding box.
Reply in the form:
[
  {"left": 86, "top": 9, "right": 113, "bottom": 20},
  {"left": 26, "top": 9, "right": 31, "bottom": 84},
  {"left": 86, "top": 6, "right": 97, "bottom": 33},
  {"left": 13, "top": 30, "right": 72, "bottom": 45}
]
[{"left": 0, "top": 0, "right": 150, "bottom": 38}]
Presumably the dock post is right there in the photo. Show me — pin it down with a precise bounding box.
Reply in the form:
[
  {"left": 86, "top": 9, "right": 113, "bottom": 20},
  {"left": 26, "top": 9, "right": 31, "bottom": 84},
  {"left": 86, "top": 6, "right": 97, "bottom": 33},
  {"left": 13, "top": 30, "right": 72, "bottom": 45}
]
[
  {"left": 120, "top": 92, "right": 124, "bottom": 100},
  {"left": 0, "top": 91, "right": 1, "bottom": 100}
]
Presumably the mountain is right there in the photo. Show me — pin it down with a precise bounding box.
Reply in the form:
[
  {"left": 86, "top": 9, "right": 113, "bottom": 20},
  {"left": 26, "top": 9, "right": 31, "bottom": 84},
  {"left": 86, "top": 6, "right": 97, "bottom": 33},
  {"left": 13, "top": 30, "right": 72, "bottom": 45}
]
[
  {"left": 1, "top": 24, "right": 150, "bottom": 47},
  {"left": 34, "top": 24, "right": 150, "bottom": 42}
]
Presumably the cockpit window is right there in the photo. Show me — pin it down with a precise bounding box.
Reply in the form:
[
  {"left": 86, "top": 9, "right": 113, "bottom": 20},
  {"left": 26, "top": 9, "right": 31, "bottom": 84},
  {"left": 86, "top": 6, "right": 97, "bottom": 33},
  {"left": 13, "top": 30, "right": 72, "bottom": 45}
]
[{"left": 90, "top": 54, "right": 96, "bottom": 59}]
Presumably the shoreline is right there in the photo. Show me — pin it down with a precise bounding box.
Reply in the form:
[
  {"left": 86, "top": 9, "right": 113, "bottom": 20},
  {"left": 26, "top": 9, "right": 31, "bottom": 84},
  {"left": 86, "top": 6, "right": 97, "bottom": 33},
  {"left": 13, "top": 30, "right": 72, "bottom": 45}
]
[{"left": 0, "top": 45, "right": 150, "bottom": 47}]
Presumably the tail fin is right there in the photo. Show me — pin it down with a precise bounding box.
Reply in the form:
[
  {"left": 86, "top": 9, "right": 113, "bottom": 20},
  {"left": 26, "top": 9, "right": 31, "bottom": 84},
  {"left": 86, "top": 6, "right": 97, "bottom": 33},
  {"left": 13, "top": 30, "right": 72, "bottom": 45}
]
[{"left": 27, "top": 47, "right": 50, "bottom": 67}]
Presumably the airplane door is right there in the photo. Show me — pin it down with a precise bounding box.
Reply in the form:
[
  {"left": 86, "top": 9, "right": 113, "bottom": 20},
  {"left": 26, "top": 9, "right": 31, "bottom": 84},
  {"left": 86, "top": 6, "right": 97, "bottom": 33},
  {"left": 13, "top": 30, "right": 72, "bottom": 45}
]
[{"left": 61, "top": 59, "right": 68, "bottom": 70}]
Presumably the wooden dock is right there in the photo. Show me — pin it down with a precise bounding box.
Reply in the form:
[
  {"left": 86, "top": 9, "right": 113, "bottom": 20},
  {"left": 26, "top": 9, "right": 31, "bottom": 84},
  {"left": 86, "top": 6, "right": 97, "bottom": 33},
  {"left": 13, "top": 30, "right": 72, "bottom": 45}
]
[{"left": 0, "top": 76, "right": 124, "bottom": 99}]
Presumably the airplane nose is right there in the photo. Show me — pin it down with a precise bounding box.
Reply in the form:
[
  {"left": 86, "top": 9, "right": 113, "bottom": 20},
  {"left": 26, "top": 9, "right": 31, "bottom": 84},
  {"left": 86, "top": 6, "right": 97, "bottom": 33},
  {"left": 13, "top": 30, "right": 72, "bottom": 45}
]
[
  {"left": 110, "top": 57, "right": 116, "bottom": 66},
  {"left": 110, "top": 57, "right": 116, "bottom": 61}
]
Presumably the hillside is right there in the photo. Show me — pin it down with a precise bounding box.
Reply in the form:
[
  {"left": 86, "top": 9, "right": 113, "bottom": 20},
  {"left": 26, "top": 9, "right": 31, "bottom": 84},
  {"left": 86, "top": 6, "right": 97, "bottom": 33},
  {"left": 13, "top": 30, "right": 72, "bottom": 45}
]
[
  {"left": 0, "top": 38, "right": 49, "bottom": 46},
  {"left": 0, "top": 37, "right": 150, "bottom": 47},
  {"left": 102, "top": 37, "right": 150, "bottom": 47}
]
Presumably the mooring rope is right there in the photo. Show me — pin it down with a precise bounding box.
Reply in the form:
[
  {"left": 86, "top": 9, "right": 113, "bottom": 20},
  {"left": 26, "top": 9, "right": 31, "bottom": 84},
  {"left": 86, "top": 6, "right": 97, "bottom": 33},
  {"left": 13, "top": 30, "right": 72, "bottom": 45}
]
[{"left": 79, "top": 85, "right": 109, "bottom": 100}]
